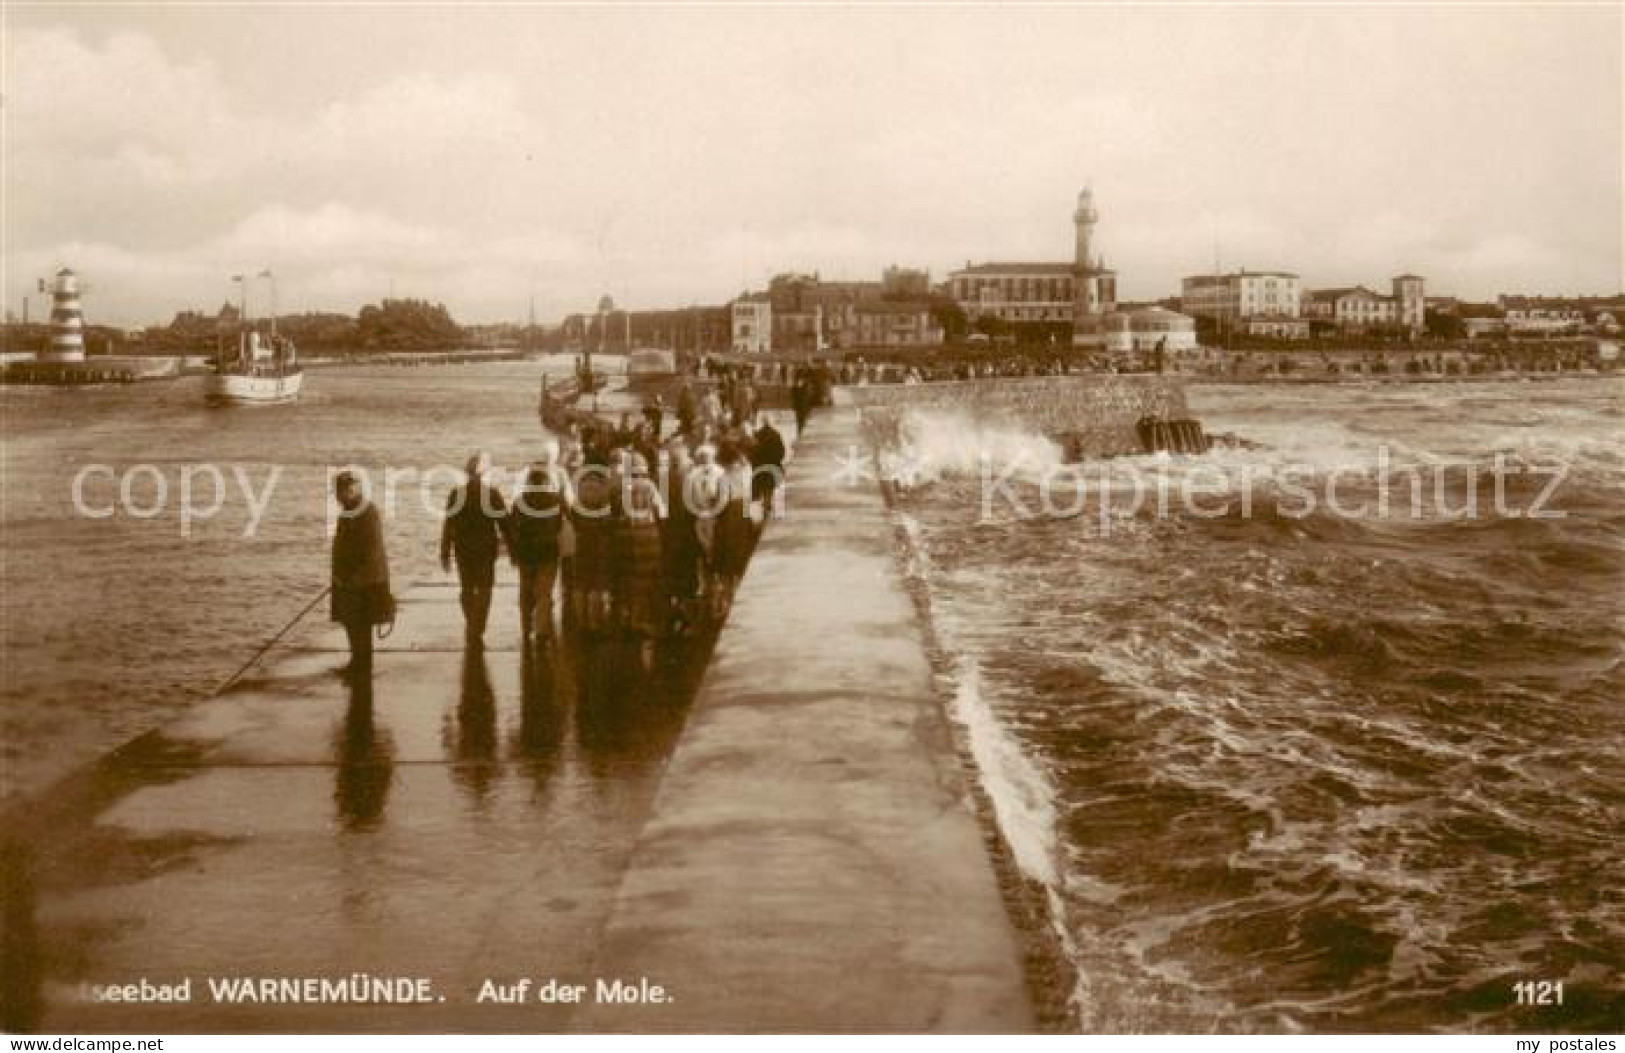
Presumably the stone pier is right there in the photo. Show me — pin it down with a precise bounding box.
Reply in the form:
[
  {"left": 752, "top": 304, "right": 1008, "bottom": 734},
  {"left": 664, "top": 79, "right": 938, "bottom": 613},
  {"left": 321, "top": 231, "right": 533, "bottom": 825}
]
[
  {"left": 574, "top": 408, "right": 1034, "bottom": 1031},
  {"left": 841, "top": 374, "right": 1188, "bottom": 456},
  {"left": 0, "top": 407, "right": 1036, "bottom": 1034}
]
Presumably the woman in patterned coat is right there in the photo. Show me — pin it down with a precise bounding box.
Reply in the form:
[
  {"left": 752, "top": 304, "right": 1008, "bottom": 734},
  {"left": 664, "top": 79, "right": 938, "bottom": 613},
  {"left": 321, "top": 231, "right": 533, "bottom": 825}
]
[{"left": 616, "top": 451, "right": 667, "bottom": 666}]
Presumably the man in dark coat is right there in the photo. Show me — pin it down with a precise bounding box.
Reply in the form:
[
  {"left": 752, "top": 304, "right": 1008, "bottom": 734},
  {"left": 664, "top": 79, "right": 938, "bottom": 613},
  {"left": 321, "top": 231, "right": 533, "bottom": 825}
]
[
  {"left": 750, "top": 417, "right": 787, "bottom": 519},
  {"left": 730, "top": 377, "right": 758, "bottom": 429},
  {"left": 790, "top": 377, "right": 814, "bottom": 439},
  {"left": 675, "top": 382, "right": 698, "bottom": 438},
  {"left": 441, "top": 451, "right": 507, "bottom": 647},
  {"left": 331, "top": 471, "right": 391, "bottom": 680},
  {"left": 642, "top": 396, "right": 666, "bottom": 442},
  {"left": 504, "top": 448, "right": 568, "bottom": 646}
]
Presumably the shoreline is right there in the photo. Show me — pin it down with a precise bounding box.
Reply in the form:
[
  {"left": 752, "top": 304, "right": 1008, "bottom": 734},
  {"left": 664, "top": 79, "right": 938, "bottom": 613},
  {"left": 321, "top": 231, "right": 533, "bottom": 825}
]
[{"left": 1183, "top": 369, "right": 1618, "bottom": 386}]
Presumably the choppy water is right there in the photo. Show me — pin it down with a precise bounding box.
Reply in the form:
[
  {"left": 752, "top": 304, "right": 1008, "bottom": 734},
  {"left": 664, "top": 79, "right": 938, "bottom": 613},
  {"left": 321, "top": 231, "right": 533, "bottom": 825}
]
[
  {"left": 888, "top": 379, "right": 1624, "bottom": 1033},
  {"left": 4, "top": 369, "right": 1621, "bottom": 1032}
]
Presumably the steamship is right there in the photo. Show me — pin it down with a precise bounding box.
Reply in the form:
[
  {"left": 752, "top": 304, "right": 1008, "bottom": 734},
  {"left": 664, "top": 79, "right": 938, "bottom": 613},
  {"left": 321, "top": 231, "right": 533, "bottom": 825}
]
[{"left": 206, "top": 329, "right": 303, "bottom": 406}]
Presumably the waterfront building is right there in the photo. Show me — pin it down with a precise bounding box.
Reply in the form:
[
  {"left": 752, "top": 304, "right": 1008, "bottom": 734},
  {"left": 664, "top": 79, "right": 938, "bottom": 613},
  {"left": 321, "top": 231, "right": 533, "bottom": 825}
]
[
  {"left": 852, "top": 300, "right": 946, "bottom": 348},
  {"left": 766, "top": 273, "right": 838, "bottom": 352},
  {"left": 1462, "top": 317, "right": 1507, "bottom": 339},
  {"left": 557, "top": 305, "right": 729, "bottom": 353},
  {"left": 1394, "top": 274, "right": 1427, "bottom": 331},
  {"left": 948, "top": 185, "right": 1118, "bottom": 347},
  {"left": 731, "top": 294, "right": 772, "bottom": 354},
  {"left": 1180, "top": 270, "right": 1307, "bottom": 338},
  {"left": 1443, "top": 295, "right": 1625, "bottom": 340},
  {"left": 1303, "top": 275, "right": 1425, "bottom": 335},
  {"left": 1499, "top": 294, "right": 1625, "bottom": 333},
  {"left": 730, "top": 269, "right": 946, "bottom": 352},
  {"left": 626, "top": 305, "right": 730, "bottom": 352},
  {"left": 947, "top": 262, "right": 1077, "bottom": 325},
  {"left": 1500, "top": 301, "right": 1586, "bottom": 336},
  {"left": 1103, "top": 305, "right": 1199, "bottom": 354}
]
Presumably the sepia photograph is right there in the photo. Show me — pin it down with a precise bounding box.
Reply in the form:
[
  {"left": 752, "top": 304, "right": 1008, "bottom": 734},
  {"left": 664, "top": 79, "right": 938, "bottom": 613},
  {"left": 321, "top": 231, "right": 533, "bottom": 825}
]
[{"left": 0, "top": 0, "right": 1621, "bottom": 1041}]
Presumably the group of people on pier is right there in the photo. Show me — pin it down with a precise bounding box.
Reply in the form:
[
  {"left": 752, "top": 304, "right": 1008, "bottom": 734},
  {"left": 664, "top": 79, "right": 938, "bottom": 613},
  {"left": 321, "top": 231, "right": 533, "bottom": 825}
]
[
  {"left": 692, "top": 353, "right": 1098, "bottom": 390},
  {"left": 330, "top": 403, "right": 793, "bottom": 681}
]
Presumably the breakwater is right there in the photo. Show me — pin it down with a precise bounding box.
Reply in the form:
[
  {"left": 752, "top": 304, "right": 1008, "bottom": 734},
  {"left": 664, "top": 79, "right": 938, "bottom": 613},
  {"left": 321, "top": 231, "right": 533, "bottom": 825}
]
[
  {"left": 840, "top": 374, "right": 1189, "bottom": 457},
  {"left": 2, "top": 357, "right": 180, "bottom": 385},
  {"left": 576, "top": 407, "right": 1037, "bottom": 1032}
]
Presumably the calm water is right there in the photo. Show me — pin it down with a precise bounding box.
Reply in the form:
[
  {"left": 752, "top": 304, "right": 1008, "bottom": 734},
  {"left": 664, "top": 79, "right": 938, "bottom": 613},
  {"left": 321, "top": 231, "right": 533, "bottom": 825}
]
[
  {"left": 1, "top": 362, "right": 583, "bottom": 801},
  {"left": 889, "top": 378, "right": 1624, "bottom": 1032}
]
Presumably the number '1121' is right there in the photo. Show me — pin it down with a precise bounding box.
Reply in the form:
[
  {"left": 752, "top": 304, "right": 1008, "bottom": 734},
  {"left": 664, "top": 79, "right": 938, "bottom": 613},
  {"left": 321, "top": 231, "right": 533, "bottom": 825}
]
[{"left": 1514, "top": 981, "right": 1564, "bottom": 1005}]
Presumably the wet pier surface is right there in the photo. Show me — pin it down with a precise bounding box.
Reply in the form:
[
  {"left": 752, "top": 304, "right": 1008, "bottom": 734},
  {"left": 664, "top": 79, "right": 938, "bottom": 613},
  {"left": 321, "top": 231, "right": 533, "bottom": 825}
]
[
  {"left": 2, "top": 409, "right": 1035, "bottom": 1033},
  {"left": 3, "top": 577, "right": 701, "bottom": 1032}
]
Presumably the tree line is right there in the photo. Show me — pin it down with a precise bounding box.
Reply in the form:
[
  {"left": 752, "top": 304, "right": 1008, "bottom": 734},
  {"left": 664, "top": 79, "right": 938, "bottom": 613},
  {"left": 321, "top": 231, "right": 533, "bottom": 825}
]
[{"left": 136, "top": 298, "right": 467, "bottom": 355}]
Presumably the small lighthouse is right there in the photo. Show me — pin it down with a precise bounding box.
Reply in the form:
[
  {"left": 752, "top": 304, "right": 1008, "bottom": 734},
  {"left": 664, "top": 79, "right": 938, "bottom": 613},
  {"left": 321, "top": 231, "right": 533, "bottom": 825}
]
[{"left": 41, "top": 268, "right": 86, "bottom": 363}]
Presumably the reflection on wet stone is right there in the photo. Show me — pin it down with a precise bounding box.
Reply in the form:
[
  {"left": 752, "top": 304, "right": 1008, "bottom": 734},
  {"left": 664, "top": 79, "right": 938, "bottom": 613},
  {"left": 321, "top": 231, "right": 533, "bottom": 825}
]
[
  {"left": 449, "top": 650, "right": 500, "bottom": 805},
  {"left": 334, "top": 679, "right": 394, "bottom": 832},
  {"left": 513, "top": 648, "right": 565, "bottom": 793}
]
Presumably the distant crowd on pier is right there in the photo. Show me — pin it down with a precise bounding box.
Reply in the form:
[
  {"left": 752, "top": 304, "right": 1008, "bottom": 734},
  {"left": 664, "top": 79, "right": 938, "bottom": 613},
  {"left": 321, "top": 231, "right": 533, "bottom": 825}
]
[
  {"left": 691, "top": 353, "right": 1100, "bottom": 387},
  {"left": 330, "top": 393, "right": 800, "bottom": 681},
  {"left": 675, "top": 344, "right": 1618, "bottom": 387},
  {"left": 1200, "top": 343, "right": 1617, "bottom": 379}
]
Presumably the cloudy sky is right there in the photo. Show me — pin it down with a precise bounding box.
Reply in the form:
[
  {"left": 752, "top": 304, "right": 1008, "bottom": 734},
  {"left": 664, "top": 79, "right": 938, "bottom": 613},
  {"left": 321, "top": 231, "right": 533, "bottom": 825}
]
[{"left": 4, "top": 3, "right": 1620, "bottom": 326}]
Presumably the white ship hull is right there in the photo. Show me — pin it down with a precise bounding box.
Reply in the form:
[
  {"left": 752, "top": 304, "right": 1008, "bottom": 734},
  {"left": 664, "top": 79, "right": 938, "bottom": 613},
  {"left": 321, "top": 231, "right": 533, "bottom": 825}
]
[{"left": 205, "top": 370, "right": 303, "bottom": 405}]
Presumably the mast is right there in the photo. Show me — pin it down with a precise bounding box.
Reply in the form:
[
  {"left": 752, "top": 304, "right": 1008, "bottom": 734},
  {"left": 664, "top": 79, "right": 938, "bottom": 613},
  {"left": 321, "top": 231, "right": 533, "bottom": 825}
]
[
  {"left": 259, "top": 269, "right": 277, "bottom": 339},
  {"left": 231, "top": 273, "right": 250, "bottom": 349}
]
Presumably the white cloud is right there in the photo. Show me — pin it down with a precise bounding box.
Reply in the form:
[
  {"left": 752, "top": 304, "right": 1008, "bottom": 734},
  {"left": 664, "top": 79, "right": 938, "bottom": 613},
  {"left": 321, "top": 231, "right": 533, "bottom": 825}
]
[
  {"left": 10, "top": 29, "right": 235, "bottom": 156},
  {"left": 219, "top": 204, "right": 441, "bottom": 262},
  {"left": 3, "top": 9, "right": 1619, "bottom": 325},
  {"left": 3, "top": 25, "right": 593, "bottom": 320}
]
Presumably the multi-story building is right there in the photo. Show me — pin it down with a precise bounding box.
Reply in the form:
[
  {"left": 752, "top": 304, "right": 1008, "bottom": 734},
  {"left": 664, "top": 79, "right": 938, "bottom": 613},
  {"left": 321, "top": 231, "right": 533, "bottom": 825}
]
[
  {"left": 765, "top": 272, "right": 874, "bottom": 352},
  {"left": 731, "top": 294, "right": 771, "bottom": 353},
  {"left": 730, "top": 269, "right": 946, "bottom": 352},
  {"left": 1393, "top": 274, "right": 1426, "bottom": 331},
  {"left": 948, "top": 263, "right": 1078, "bottom": 325},
  {"left": 1180, "top": 270, "right": 1305, "bottom": 337},
  {"left": 948, "top": 186, "right": 1118, "bottom": 346},
  {"left": 852, "top": 300, "right": 945, "bottom": 348},
  {"left": 1303, "top": 275, "right": 1425, "bottom": 335},
  {"left": 557, "top": 305, "right": 730, "bottom": 353}
]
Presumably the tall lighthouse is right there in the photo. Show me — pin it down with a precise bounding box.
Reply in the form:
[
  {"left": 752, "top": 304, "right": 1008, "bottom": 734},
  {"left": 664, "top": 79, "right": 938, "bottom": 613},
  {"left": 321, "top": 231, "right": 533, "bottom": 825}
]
[
  {"left": 1074, "top": 185, "right": 1099, "bottom": 272},
  {"left": 41, "top": 268, "right": 87, "bottom": 363},
  {"left": 1072, "top": 185, "right": 1117, "bottom": 348}
]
